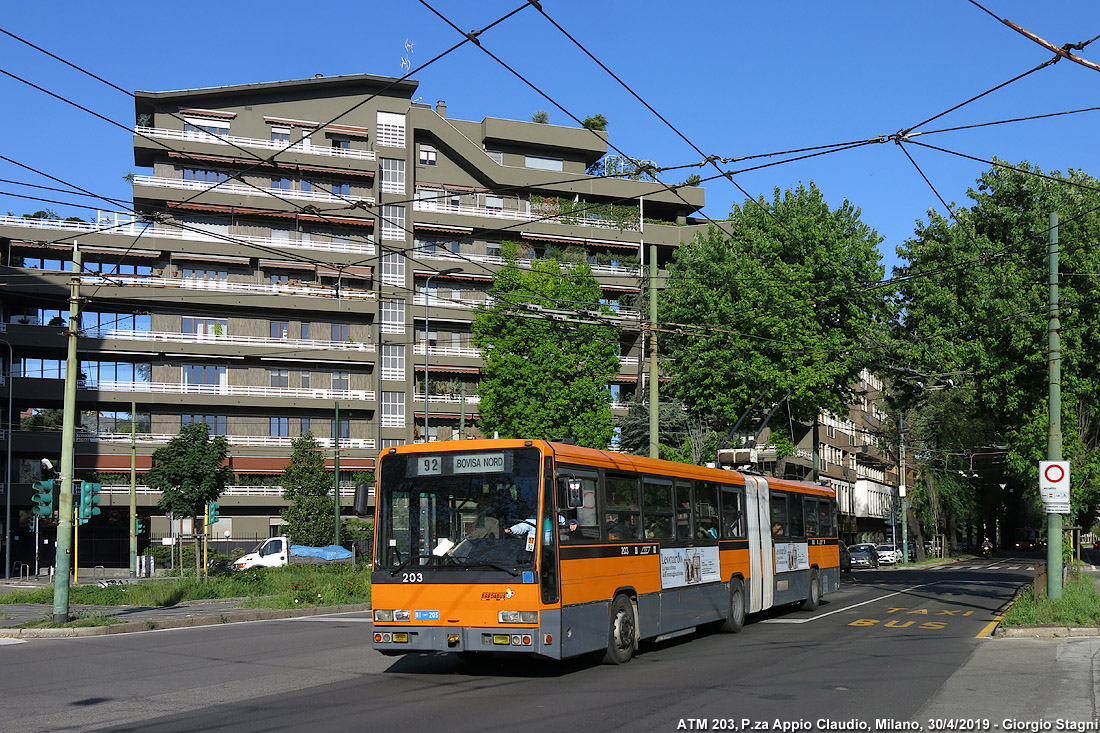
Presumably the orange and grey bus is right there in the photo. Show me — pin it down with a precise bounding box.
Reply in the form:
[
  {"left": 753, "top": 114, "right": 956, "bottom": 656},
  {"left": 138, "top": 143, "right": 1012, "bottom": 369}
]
[{"left": 371, "top": 439, "right": 840, "bottom": 663}]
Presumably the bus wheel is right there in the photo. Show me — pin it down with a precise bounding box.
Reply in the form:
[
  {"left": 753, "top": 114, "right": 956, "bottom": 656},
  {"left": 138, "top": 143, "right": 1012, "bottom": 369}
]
[
  {"left": 603, "top": 595, "right": 636, "bottom": 665},
  {"left": 720, "top": 578, "right": 746, "bottom": 633},
  {"left": 801, "top": 570, "right": 821, "bottom": 611}
]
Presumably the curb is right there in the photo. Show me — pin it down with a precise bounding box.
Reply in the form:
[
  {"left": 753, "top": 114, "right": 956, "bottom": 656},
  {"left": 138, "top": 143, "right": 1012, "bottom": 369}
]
[
  {"left": 0, "top": 603, "right": 372, "bottom": 638},
  {"left": 995, "top": 625, "right": 1100, "bottom": 638}
]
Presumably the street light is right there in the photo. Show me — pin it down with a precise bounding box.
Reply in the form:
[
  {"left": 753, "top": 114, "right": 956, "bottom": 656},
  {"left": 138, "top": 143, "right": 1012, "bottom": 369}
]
[{"left": 423, "top": 267, "right": 461, "bottom": 443}]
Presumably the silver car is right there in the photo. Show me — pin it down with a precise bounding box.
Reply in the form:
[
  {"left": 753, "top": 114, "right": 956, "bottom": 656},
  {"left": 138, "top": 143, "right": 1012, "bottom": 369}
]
[{"left": 877, "top": 544, "right": 899, "bottom": 565}]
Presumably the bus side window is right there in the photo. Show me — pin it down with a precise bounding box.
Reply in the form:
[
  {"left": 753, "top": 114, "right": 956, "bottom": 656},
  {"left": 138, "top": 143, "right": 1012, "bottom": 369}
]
[
  {"left": 694, "top": 481, "right": 720, "bottom": 540},
  {"left": 804, "top": 497, "right": 820, "bottom": 537},
  {"left": 642, "top": 478, "right": 673, "bottom": 539},
  {"left": 770, "top": 493, "right": 787, "bottom": 539},
  {"left": 788, "top": 493, "right": 804, "bottom": 538},
  {"left": 605, "top": 474, "right": 641, "bottom": 541},
  {"left": 720, "top": 484, "right": 745, "bottom": 539}
]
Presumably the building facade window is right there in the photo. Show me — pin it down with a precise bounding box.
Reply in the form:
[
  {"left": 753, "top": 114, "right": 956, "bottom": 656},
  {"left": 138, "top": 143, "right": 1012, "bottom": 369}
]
[
  {"left": 182, "top": 317, "right": 227, "bottom": 337},
  {"left": 183, "top": 169, "right": 228, "bottom": 184},
  {"left": 381, "top": 344, "right": 404, "bottom": 381},
  {"left": 270, "top": 321, "right": 289, "bottom": 339},
  {"left": 485, "top": 149, "right": 503, "bottom": 165},
  {"left": 332, "top": 371, "right": 350, "bottom": 392},
  {"left": 182, "top": 267, "right": 227, "bottom": 281},
  {"left": 380, "top": 298, "right": 405, "bottom": 334},
  {"left": 183, "top": 364, "right": 225, "bottom": 389},
  {"left": 270, "top": 127, "right": 291, "bottom": 144},
  {"left": 182, "top": 414, "right": 227, "bottom": 436},
  {"left": 524, "top": 155, "right": 563, "bottom": 172},
  {"left": 418, "top": 144, "right": 437, "bottom": 166},
  {"left": 331, "top": 418, "right": 350, "bottom": 439},
  {"left": 270, "top": 417, "right": 289, "bottom": 437},
  {"left": 381, "top": 391, "right": 405, "bottom": 428},
  {"left": 270, "top": 368, "right": 289, "bottom": 388},
  {"left": 376, "top": 112, "right": 406, "bottom": 148},
  {"left": 301, "top": 370, "right": 310, "bottom": 389},
  {"left": 379, "top": 158, "right": 406, "bottom": 193},
  {"left": 380, "top": 205, "right": 405, "bottom": 241},
  {"left": 331, "top": 323, "right": 349, "bottom": 342},
  {"left": 380, "top": 250, "right": 405, "bottom": 286},
  {"left": 184, "top": 119, "right": 229, "bottom": 136},
  {"left": 270, "top": 177, "right": 291, "bottom": 191}
]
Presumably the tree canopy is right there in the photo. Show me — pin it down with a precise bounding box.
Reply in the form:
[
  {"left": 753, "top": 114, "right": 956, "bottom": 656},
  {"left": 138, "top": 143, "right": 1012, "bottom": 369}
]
[
  {"left": 148, "top": 423, "right": 230, "bottom": 517},
  {"left": 472, "top": 249, "right": 621, "bottom": 447},
  {"left": 660, "top": 183, "right": 888, "bottom": 433},
  {"left": 893, "top": 160, "right": 1100, "bottom": 528},
  {"left": 280, "top": 432, "right": 336, "bottom": 546}
]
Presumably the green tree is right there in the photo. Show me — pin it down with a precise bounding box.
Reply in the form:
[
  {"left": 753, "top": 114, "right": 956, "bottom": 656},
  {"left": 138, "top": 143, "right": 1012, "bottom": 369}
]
[
  {"left": 280, "top": 432, "right": 335, "bottom": 546},
  {"left": 661, "top": 183, "right": 888, "bottom": 431},
  {"left": 148, "top": 423, "right": 230, "bottom": 518},
  {"left": 616, "top": 399, "right": 722, "bottom": 465},
  {"left": 531, "top": 110, "right": 550, "bottom": 124},
  {"left": 893, "top": 161, "right": 1100, "bottom": 529},
  {"left": 582, "top": 114, "right": 608, "bottom": 131},
  {"left": 472, "top": 252, "right": 621, "bottom": 447}
]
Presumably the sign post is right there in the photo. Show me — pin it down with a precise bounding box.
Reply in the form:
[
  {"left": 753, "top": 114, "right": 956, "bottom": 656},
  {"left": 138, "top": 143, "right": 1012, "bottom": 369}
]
[{"left": 1040, "top": 460, "right": 1069, "bottom": 598}]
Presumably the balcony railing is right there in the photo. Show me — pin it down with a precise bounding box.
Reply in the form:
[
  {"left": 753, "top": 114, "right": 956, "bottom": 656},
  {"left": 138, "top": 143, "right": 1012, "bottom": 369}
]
[
  {"left": 413, "top": 198, "right": 636, "bottom": 232},
  {"left": 0, "top": 214, "right": 375, "bottom": 256},
  {"left": 412, "top": 393, "right": 480, "bottom": 404},
  {"left": 136, "top": 126, "right": 377, "bottom": 161},
  {"left": 99, "top": 483, "right": 368, "bottom": 497},
  {"left": 133, "top": 175, "right": 374, "bottom": 207},
  {"left": 79, "top": 380, "right": 375, "bottom": 402},
  {"left": 79, "top": 274, "right": 376, "bottom": 301},
  {"left": 419, "top": 249, "right": 642, "bottom": 277},
  {"left": 412, "top": 344, "right": 481, "bottom": 359},
  {"left": 78, "top": 432, "right": 375, "bottom": 450},
  {"left": 85, "top": 328, "right": 377, "bottom": 353}
]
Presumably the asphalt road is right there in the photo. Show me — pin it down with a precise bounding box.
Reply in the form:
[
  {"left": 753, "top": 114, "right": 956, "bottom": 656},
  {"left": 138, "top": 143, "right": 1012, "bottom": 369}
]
[{"left": 1, "top": 558, "right": 1078, "bottom": 733}]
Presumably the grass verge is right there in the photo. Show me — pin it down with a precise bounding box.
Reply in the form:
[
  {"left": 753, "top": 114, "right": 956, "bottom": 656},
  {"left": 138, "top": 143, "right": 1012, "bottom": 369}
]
[
  {"left": 1001, "top": 574, "right": 1100, "bottom": 627},
  {"left": 0, "top": 565, "right": 371, "bottom": 609},
  {"left": 18, "top": 615, "right": 124, "bottom": 629}
]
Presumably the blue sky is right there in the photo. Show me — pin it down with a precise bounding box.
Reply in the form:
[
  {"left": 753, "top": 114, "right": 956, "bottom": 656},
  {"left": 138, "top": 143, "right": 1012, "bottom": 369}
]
[{"left": 2, "top": 1, "right": 1098, "bottom": 275}]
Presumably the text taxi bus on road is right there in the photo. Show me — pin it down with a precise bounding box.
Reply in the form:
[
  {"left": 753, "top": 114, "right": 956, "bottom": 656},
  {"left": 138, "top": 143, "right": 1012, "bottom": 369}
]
[{"left": 371, "top": 439, "right": 839, "bottom": 664}]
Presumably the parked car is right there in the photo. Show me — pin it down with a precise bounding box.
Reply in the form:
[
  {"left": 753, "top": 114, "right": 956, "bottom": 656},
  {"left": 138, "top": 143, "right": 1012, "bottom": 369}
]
[
  {"left": 877, "top": 544, "right": 899, "bottom": 565},
  {"left": 232, "top": 536, "right": 354, "bottom": 570},
  {"left": 849, "top": 543, "right": 879, "bottom": 568},
  {"left": 839, "top": 541, "right": 852, "bottom": 573}
]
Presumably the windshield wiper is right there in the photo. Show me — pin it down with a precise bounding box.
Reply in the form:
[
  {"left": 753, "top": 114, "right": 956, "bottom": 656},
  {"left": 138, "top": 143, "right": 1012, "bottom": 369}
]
[
  {"left": 389, "top": 557, "right": 412, "bottom": 577},
  {"left": 456, "top": 560, "right": 520, "bottom": 576}
]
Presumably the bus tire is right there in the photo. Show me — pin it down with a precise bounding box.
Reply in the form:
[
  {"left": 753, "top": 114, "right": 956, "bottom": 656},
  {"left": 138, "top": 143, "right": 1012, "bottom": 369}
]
[
  {"left": 720, "top": 578, "right": 746, "bottom": 633},
  {"left": 602, "top": 594, "right": 636, "bottom": 665},
  {"left": 801, "top": 570, "right": 821, "bottom": 611}
]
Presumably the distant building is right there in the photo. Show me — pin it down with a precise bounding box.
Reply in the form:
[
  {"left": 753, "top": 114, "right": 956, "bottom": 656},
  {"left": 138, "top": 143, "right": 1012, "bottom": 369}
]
[{"left": 0, "top": 72, "right": 707, "bottom": 566}]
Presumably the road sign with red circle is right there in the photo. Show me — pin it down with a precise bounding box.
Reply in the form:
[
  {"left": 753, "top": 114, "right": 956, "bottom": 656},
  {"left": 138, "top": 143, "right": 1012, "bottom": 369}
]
[{"left": 1039, "top": 460, "right": 1070, "bottom": 513}]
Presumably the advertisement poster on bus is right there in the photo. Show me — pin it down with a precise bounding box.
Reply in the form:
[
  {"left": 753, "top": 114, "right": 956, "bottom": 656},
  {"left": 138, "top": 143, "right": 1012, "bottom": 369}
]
[
  {"left": 660, "top": 547, "right": 721, "bottom": 589},
  {"left": 773, "top": 542, "right": 809, "bottom": 573}
]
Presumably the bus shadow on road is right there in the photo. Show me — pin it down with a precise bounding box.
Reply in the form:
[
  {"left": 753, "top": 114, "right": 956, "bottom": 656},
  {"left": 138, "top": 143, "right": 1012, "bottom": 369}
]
[{"left": 382, "top": 651, "right": 603, "bottom": 677}]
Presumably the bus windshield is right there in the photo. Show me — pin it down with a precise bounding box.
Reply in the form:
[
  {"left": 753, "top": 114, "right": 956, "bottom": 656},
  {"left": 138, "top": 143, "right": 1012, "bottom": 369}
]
[{"left": 376, "top": 447, "right": 543, "bottom": 573}]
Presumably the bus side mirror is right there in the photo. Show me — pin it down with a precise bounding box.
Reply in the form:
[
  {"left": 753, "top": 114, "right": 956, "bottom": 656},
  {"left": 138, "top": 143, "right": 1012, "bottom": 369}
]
[
  {"left": 354, "top": 482, "right": 372, "bottom": 516},
  {"left": 565, "top": 478, "right": 582, "bottom": 509}
]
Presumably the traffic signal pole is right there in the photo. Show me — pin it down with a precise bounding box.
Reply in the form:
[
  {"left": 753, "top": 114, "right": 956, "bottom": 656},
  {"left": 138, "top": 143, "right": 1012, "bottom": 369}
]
[{"left": 53, "top": 246, "right": 81, "bottom": 623}]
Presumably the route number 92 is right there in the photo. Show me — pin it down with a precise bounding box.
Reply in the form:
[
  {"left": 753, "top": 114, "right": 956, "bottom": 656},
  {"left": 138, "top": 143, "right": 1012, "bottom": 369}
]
[{"left": 401, "top": 572, "right": 423, "bottom": 583}]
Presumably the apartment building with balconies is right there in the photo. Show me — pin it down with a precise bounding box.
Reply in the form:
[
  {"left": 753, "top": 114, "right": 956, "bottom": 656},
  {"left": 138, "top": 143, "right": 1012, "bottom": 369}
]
[{"left": 0, "top": 72, "right": 706, "bottom": 568}]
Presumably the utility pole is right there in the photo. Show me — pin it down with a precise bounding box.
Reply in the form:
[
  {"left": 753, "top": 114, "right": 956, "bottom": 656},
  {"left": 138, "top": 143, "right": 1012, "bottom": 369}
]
[
  {"left": 333, "top": 401, "right": 341, "bottom": 546},
  {"left": 1047, "top": 212, "right": 1063, "bottom": 599},
  {"left": 53, "top": 245, "right": 81, "bottom": 623},
  {"left": 129, "top": 400, "right": 137, "bottom": 577},
  {"left": 646, "top": 224, "right": 658, "bottom": 458},
  {"left": 899, "top": 414, "right": 908, "bottom": 565}
]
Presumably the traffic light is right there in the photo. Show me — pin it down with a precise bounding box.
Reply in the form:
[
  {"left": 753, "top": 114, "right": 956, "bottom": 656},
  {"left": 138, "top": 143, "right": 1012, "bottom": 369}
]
[
  {"left": 31, "top": 480, "right": 55, "bottom": 517},
  {"left": 135, "top": 517, "right": 146, "bottom": 534},
  {"left": 207, "top": 502, "right": 220, "bottom": 525},
  {"left": 78, "top": 481, "right": 102, "bottom": 524}
]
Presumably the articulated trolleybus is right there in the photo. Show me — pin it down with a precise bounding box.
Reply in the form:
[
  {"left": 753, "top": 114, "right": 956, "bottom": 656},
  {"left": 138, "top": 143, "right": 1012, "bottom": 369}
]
[{"left": 371, "top": 439, "right": 840, "bottom": 664}]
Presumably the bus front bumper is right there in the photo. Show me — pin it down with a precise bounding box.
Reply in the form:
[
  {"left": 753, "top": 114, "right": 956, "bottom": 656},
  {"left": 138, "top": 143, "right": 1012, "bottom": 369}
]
[{"left": 372, "top": 624, "right": 562, "bottom": 658}]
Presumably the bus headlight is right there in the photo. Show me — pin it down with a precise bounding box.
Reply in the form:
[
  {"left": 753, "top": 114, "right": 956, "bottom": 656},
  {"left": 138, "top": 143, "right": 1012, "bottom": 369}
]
[
  {"left": 393, "top": 609, "right": 411, "bottom": 622},
  {"left": 374, "top": 610, "right": 394, "bottom": 622},
  {"left": 498, "top": 611, "right": 538, "bottom": 624}
]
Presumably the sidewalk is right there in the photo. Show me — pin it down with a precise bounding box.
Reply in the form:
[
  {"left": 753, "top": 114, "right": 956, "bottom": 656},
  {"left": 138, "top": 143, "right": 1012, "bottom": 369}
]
[{"left": 0, "top": 570, "right": 371, "bottom": 637}]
